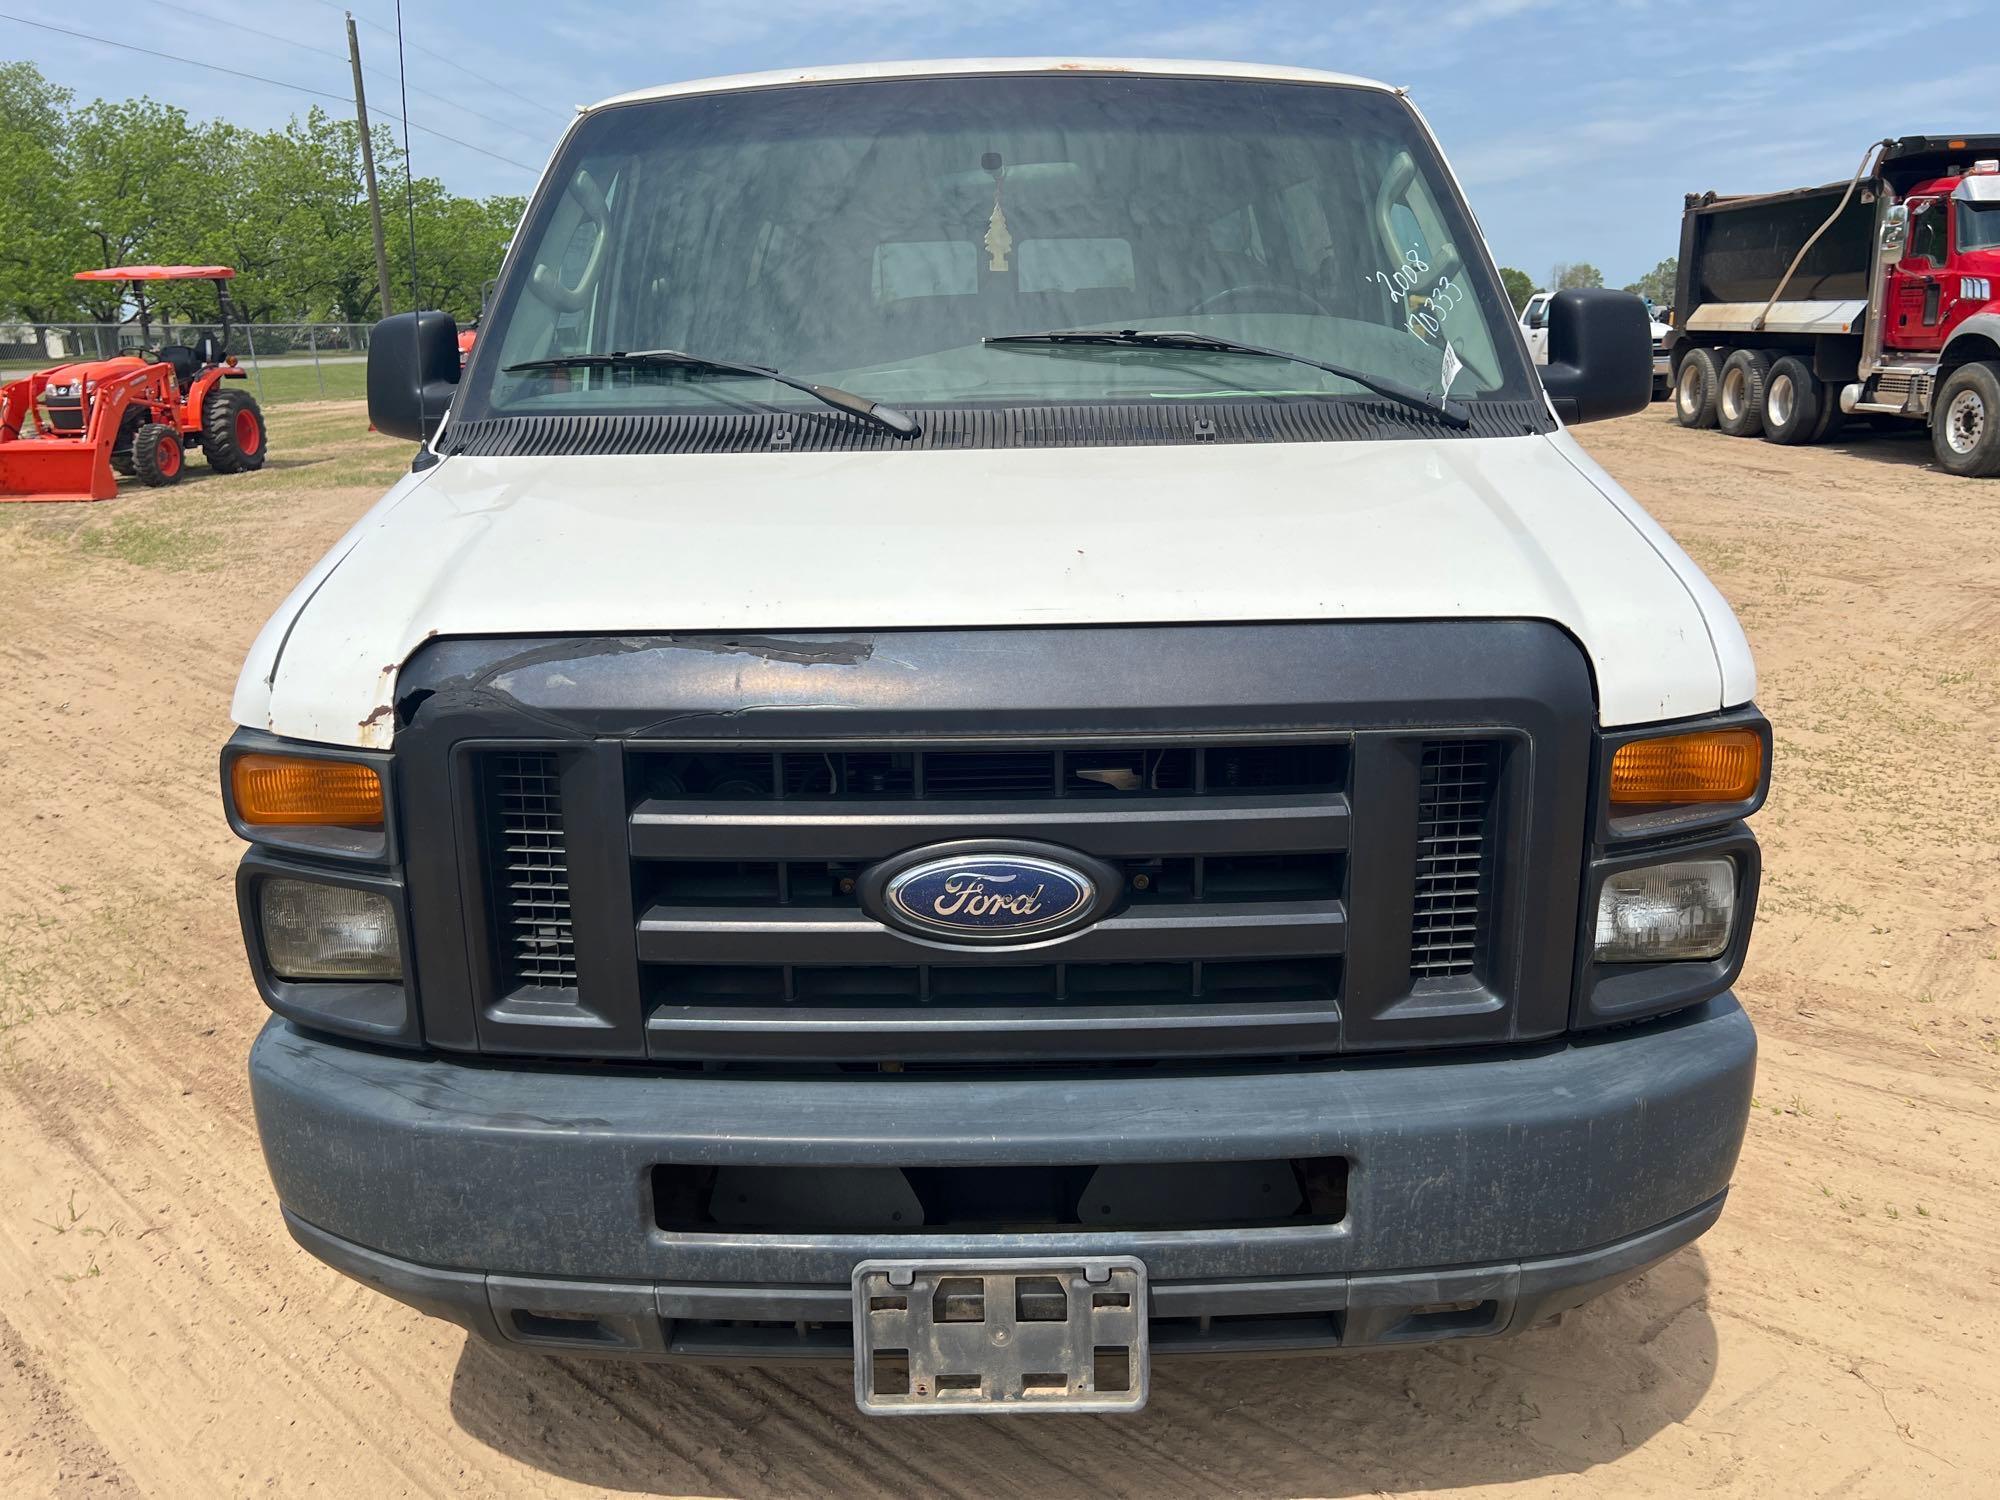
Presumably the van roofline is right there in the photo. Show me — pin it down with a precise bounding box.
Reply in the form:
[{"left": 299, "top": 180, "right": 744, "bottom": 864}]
[{"left": 585, "top": 58, "right": 1397, "bottom": 114}]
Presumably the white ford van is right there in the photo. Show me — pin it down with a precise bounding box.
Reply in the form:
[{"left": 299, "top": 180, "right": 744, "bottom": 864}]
[{"left": 225, "top": 59, "right": 1765, "bottom": 1415}]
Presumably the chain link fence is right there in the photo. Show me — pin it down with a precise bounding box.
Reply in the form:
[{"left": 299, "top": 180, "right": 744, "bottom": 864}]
[{"left": 0, "top": 322, "right": 381, "bottom": 405}]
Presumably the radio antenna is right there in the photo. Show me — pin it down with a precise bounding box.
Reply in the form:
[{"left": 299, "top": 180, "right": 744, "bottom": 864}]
[{"left": 393, "top": 0, "right": 422, "bottom": 310}]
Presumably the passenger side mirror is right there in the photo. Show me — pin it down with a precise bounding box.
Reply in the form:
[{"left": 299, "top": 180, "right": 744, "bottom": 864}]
[
  {"left": 1881, "top": 203, "right": 1909, "bottom": 261},
  {"left": 1538, "top": 288, "right": 1651, "bottom": 424},
  {"left": 367, "top": 310, "right": 460, "bottom": 442}
]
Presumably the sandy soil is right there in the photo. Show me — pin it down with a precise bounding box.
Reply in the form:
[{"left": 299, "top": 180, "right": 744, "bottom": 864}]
[{"left": 0, "top": 402, "right": 1995, "bottom": 1497}]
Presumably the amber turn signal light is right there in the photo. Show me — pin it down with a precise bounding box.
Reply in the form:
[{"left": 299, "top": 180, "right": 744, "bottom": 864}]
[
  {"left": 1610, "top": 728, "right": 1762, "bottom": 806},
  {"left": 232, "top": 753, "right": 383, "bottom": 826}
]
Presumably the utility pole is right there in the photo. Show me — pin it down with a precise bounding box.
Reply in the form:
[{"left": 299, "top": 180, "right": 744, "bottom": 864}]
[{"left": 346, "top": 12, "right": 395, "bottom": 318}]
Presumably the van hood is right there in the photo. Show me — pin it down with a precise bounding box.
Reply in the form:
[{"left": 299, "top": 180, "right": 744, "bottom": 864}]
[{"left": 234, "top": 430, "right": 1753, "bottom": 747}]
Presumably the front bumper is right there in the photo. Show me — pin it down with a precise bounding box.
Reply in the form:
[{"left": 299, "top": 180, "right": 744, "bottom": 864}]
[{"left": 251, "top": 996, "right": 1754, "bottom": 1360}]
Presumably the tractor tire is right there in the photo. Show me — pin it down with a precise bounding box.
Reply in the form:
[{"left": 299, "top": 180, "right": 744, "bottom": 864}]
[
  {"left": 202, "top": 388, "right": 267, "bottom": 473},
  {"left": 1930, "top": 361, "right": 2000, "bottom": 477},
  {"left": 110, "top": 407, "right": 145, "bottom": 476},
  {"left": 1674, "top": 347, "right": 1722, "bottom": 428},
  {"left": 131, "top": 423, "right": 183, "bottom": 487},
  {"left": 1761, "top": 357, "right": 1825, "bottom": 445},
  {"left": 1717, "top": 349, "right": 1774, "bottom": 437}
]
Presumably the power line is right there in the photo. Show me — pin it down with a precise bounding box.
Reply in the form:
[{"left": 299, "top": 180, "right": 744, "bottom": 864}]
[
  {"left": 137, "top": 0, "right": 552, "bottom": 147},
  {"left": 3, "top": 14, "right": 542, "bottom": 173},
  {"left": 136, "top": 0, "right": 347, "bottom": 62},
  {"left": 308, "top": 0, "right": 569, "bottom": 121}
]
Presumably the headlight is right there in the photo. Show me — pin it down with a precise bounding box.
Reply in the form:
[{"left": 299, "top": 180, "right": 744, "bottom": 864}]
[
  {"left": 1593, "top": 857, "right": 1736, "bottom": 963},
  {"left": 260, "top": 878, "right": 403, "bottom": 980}
]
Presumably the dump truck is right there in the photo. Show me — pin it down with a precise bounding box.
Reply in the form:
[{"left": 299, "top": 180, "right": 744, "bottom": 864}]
[{"left": 1669, "top": 136, "right": 2000, "bottom": 475}]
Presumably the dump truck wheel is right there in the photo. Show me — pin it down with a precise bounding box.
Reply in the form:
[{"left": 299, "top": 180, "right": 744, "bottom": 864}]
[
  {"left": 1717, "top": 349, "right": 1773, "bottom": 437},
  {"left": 1674, "top": 348, "right": 1721, "bottom": 428},
  {"left": 1931, "top": 361, "right": 2000, "bottom": 478},
  {"left": 1762, "top": 357, "right": 1824, "bottom": 445},
  {"left": 203, "top": 388, "right": 266, "bottom": 473},
  {"left": 131, "top": 423, "right": 183, "bottom": 487}
]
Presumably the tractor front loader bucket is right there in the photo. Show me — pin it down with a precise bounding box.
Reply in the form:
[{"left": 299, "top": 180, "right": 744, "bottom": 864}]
[{"left": 0, "top": 374, "right": 129, "bottom": 502}]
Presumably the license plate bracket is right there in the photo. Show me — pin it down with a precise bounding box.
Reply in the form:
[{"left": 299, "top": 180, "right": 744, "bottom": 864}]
[{"left": 851, "top": 1256, "right": 1148, "bottom": 1415}]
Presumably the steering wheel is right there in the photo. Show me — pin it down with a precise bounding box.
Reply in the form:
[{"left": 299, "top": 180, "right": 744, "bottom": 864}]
[
  {"left": 1189, "top": 283, "right": 1334, "bottom": 318},
  {"left": 526, "top": 167, "right": 610, "bottom": 312}
]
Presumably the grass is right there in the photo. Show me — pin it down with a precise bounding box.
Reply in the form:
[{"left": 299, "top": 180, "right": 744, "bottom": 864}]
[
  {"left": 75, "top": 510, "right": 220, "bottom": 570},
  {"left": 234, "top": 359, "right": 367, "bottom": 406},
  {"left": 0, "top": 398, "right": 408, "bottom": 572}
]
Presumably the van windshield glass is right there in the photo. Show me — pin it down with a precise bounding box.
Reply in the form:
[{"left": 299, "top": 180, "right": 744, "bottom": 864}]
[{"left": 462, "top": 73, "right": 1534, "bottom": 424}]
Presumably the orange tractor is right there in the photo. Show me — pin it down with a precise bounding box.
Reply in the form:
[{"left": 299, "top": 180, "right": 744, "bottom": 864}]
[{"left": 0, "top": 266, "right": 268, "bottom": 502}]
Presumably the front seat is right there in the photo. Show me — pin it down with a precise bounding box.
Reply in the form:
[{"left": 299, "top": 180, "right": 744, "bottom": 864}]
[{"left": 155, "top": 344, "right": 203, "bottom": 389}]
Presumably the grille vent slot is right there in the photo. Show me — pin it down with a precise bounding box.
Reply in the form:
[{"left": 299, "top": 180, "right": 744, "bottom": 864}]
[
  {"left": 632, "top": 743, "right": 1343, "bottom": 803},
  {"left": 1410, "top": 740, "right": 1498, "bottom": 980},
  {"left": 485, "top": 751, "right": 575, "bottom": 989}
]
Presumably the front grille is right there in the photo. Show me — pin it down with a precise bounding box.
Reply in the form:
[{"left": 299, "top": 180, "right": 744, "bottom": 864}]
[
  {"left": 416, "top": 624, "right": 1587, "bottom": 1066},
  {"left": 622, "top": 738, "right": 1352, "bottom": 1062},
  {"left": 458, "top": 731, "right": 1537, "bottom": 1061},
  {"left": 42, "top": 394, "right": 85, "bottom": 433},
  {"left": 483, "top": 751, "right": 575, "bottom": 988},
  {"left": 1410, "top": 740, "right": 1498, "bottom": 979}
]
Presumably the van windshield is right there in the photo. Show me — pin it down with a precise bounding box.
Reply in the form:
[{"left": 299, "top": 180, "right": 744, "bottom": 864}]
[{"left": 461, "top": 73, "right": 1535, "bottom": 427}]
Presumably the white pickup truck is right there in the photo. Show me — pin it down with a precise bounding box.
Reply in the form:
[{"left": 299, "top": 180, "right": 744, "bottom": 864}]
[
  {"left": 1522, "top": 289, "right": 1672, "bottom": 399},
  {"left": 227, "top": 58, "right": 1763, "bottom": 1416}
]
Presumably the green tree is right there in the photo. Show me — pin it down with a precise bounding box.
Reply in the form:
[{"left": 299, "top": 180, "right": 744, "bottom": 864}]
[
  {"left": 1497, "top": 266, "right": 1536, "bottom": 314},
  {"left": 0, "top": 65, "right": 521, "bottom": 336},
  {"left": 1551, "top": 262, "right": 1605, "bottom": 291},
  {"left": 200, "top": 109, "right": 394, "bottom": 323},
  {"left": 1620, "top": 256, "right": 1678, "bottom": 309},
  {"left": 65, "top": 96, "right": 229, "bottom": 335},
  {"left": 0, "top": 63, "right": 85, "bottom": 325}
]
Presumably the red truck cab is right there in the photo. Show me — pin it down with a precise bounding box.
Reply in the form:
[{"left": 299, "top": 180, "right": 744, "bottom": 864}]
[{"left": 1885, "top": 163, "right": 2000, "bottom": 355}]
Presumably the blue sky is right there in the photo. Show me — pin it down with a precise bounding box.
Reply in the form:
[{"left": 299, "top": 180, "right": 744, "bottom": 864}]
[{"left": 10, "top": 0, "right": 1998, "bottom": 288}]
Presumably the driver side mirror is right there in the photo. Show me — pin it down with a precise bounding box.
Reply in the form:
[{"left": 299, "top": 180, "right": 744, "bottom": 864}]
[
  {"left": 1881, "top": 203, "right": 1909, "bottom": 261},
  {"left": 367, "top": 310, "right": 460, "bottom": 442},
  {"left": 1538, "top": 288, "right": 1651, "bottom": 424}
]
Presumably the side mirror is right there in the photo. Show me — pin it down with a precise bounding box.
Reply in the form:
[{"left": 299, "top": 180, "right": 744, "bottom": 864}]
[
  {"left": 367, "top": 310, "right": 460, "bottom": 442},
  {"left": 1538, "top": 288, "right": 1652, "bottom": 424},
  {"left": 1881, "top": 203, "right": 1909, "bottom": 261}
]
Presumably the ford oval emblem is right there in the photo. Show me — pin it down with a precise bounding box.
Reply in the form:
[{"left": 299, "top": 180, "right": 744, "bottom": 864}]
[{"left": 863, "top": 841, "right": 1120, "bottom": 946}]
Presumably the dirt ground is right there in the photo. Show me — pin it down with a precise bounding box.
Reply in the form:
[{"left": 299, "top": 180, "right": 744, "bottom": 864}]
[{"left": 0, "top": 402, "right": 1995, "bottom": 1497}]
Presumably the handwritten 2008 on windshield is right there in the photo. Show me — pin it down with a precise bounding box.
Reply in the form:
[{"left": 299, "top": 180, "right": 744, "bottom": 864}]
[{"left": 1371, "top": 246, "right": 1467, "bottom": 344}]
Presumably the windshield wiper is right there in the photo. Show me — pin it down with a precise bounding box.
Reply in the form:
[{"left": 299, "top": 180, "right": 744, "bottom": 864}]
[
  {"left": 983, "top": 328, "right": 1471, "bottom": 429},
  {"left": 503, "top": 348, "right": 921, "bottom": 437}
]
